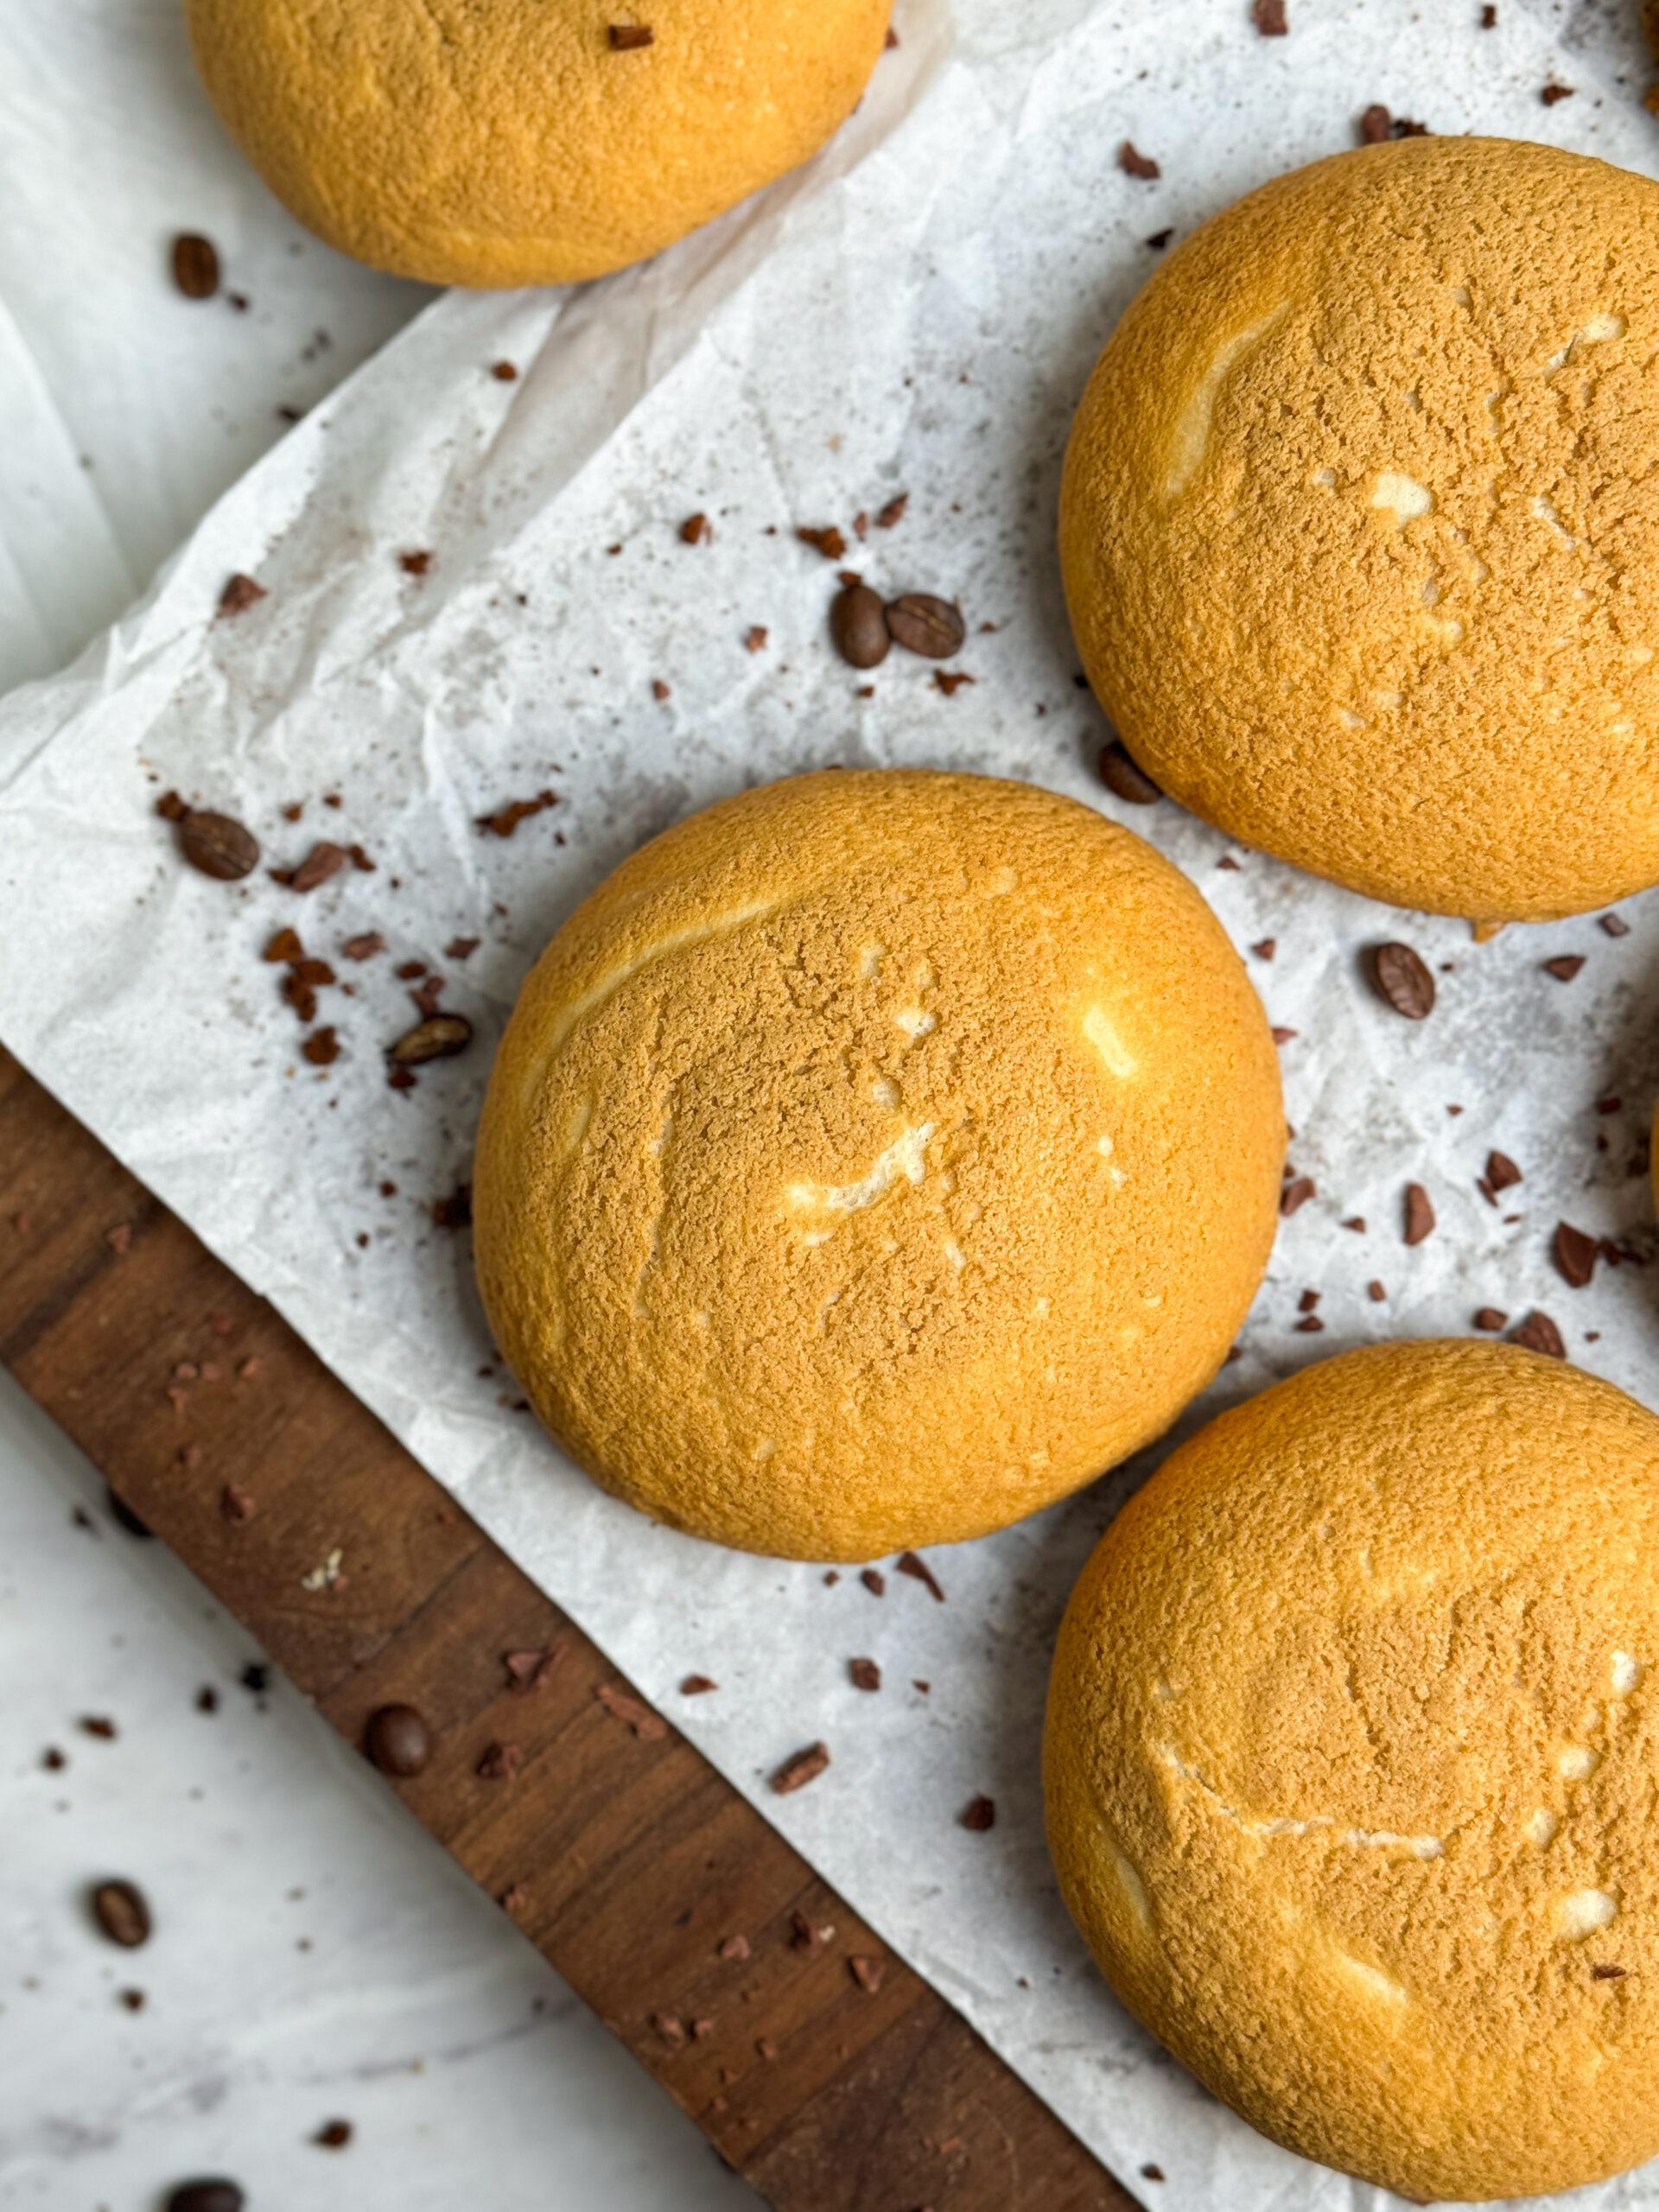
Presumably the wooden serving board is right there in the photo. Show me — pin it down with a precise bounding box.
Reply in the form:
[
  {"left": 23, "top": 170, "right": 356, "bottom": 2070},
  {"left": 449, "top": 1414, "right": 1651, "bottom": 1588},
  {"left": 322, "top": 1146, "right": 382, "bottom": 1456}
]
[{"left": 0, "top": 1046, "right": 1137, "bottom": 2212}]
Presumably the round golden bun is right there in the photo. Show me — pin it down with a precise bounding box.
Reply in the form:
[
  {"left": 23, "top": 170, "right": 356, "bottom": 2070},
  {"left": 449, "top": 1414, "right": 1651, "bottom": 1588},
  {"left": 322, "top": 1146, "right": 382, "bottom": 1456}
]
[
  {"left": 474, "top": 769, "right": 1282, "bottom": 1560},
  {"left": 1060, "top": 136, "right": 1659, "bottom": 922},
  {"left": 1046, "top": 1339, "right": 1659, "bottom": 2201},
  {"left": 184, "top": 0, "right": 889, "bottom": 288}
]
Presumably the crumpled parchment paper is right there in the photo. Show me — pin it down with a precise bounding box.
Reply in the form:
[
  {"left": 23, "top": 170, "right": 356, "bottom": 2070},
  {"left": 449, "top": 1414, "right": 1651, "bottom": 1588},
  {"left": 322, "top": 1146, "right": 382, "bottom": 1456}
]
[{"left": 3, "top": 3, "right": 1658, "bottom": 2203}]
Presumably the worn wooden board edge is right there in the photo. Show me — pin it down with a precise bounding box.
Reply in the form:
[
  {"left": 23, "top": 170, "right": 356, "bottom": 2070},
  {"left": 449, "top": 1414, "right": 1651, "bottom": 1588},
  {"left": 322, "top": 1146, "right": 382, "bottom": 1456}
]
[{"left": 0, "top": 1047, "right": 1139, "bottom": 2212}]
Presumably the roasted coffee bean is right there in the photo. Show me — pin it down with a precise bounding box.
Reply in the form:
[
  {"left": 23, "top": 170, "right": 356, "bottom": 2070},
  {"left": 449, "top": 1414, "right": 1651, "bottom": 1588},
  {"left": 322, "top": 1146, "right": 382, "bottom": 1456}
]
[
  {"left": 365, "top": 1702, "right": 432, "bottom": 1777},
  {"left": 885, "top": 592, "right": 965, "bottom": 659},
  {"left": 179, "top": 810, "right": 259, "bottom": 881},
  {"left": 91, "top": 1878, "right": 151, "bottom": 1948},
  {"left": 388, "top": 1014, "right": 473, "bottom": 1065},
  {"left": 171, "top": 234, "right": 221, "bottom": 301},
  {"left": 1369, "top": 941, "right": 1434, "bottom": 1020},
  {"left": 1097, "top": 741, "right": 1161, "bottom": 804},
  {"left": 166, "top": 2183, "right": 245, "bottom": 2212},
  {"left": 829, "top": 583, "right": 890, "bottom": 670}
]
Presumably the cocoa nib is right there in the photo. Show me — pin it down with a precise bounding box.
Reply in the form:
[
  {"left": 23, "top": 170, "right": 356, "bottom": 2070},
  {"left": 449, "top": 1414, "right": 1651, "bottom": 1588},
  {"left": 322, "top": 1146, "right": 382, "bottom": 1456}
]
[
  {"left": 1554, "top": 1222, "right": 1598, "bottom": 1289},
  {"left": 770, "top": 1741, "right": 830, "bottom": 1794},
  {"left": 476, "top": 790, "right": 558, "bottom": 837},
  {"left": 1098, "top": 741, "right": 1160, "bottom": 804},
  {"left": 1117, "top": 142, "right": 1160, "bottom": 180},
  {"left": 388, "top": 1014, "right": 473, "bottom": 1066},
  {"left": 215, "top": 572, "right": 266, "bottom": 620},
  {"left": 1402, "top": 1182, "right": 1436, "bottom": 1246},
  {"left": 1513, "top": 1310, "right": 1566, "bottom": 1358},
  {"left": 797, "top": 524, "right": 848, "bottom": 562}
]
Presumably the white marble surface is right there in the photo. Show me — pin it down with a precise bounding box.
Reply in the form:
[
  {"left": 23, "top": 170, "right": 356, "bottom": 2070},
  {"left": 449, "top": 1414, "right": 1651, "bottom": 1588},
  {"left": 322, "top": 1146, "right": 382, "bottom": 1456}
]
[{"left": 0, "top": 3, "right": 753, "bottom": 2205}]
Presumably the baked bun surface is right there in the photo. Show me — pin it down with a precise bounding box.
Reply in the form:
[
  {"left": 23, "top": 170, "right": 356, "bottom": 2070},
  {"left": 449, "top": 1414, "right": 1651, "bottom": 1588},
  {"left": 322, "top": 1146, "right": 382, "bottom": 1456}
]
[
  {"left": 1046, "top": 1338, "right": 1659, "bottom": 2201},
  {"left": 474, "top": 769, "right": 1281, "bottom": 1560},
  {"left": 185, "top": 0, "right": 889, "bottom": 288},
  {"left": 1060, "top": 136, "right": 1659, "bottom": 922}
]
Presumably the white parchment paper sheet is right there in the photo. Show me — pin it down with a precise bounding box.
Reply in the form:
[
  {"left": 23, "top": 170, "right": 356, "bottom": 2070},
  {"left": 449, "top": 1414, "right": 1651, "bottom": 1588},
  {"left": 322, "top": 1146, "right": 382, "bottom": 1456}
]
[{"left": 4, "top": 3, "right": 1659, "bottom": 2204}]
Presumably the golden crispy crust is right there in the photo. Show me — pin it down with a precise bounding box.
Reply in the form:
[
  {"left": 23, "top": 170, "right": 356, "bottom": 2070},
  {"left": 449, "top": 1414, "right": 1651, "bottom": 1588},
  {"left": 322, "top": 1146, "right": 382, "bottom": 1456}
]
[
  {"left": 185, "top": 0, "right": 888, "bottom": 287},
  {"left": 1046, "top": 1339, "right": 1659, "bottom": 2200},
  {"left": 474, "top": 770, "right": 1282, "bottom": 1560},
  {"left": 1060, "top": 137, "right": 1659, "bottom": 921}
]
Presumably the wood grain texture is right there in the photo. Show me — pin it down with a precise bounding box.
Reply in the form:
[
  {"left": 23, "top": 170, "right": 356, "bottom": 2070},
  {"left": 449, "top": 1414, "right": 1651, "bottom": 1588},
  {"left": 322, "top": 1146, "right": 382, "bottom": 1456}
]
[{"left": 0, "top": 1047, "right": 1138, "bottom": 2212}]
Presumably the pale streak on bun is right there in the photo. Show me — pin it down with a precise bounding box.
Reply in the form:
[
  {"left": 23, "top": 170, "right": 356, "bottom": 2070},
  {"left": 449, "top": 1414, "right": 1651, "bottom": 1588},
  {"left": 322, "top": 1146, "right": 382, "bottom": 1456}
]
[
  {"left": 184, "top": 0, "right": 890, "bottom": 289},
  {"left": 1061, "top": 137, "right": 1659, "bottom": 922},
  {"left": 474, "top": 769, "right": 1282, "bottom": 1560},
  {"left": 1046, "top": 1339, "right": 1659, "bottom": 2202}
]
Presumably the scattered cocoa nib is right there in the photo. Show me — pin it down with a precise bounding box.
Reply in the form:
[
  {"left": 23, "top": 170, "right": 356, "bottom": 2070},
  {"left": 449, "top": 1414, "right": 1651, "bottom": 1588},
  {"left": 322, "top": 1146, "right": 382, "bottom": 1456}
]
[
  {"left": 216, "top": 572, "right": 266, "bottom": 620},
  {"left": 398, "top": 550, "right": 432, "bottom": 577},
  {"left": 678, "top": 512, "right": 710, "bottom": 545},
  {"left": 1270, "top": 1027, "right": 1298, "bottom": 1045},
  {"left": 444, "top": 936, "right": 480, "bottom": 961},
  {"left": 848, "top": 1955, "right": 886, "bottom": 1993},
  {"left": 271, "top": 841, "right": 348, "bottom": 893},
  {"left": 1294, "top": 1316, "right": 1325, "bottom": 1333},
  {"left": 1369, "top": 941, "right": 1434, "bottom": 1019},
  {"left": 1402, "top": 1182, "right": 1435, "bottom": 1246},
  {"left": 860, "top": 1567, "right": 886, "bottom": 1596},
  {"left": 1593, "top": 1962, "right": 1627, "bottom": 1980},
  {"left": 1480, "top": 3, "right": 1497, "bottom": 22},
  {"left": 830, "top": 582, "right": 891, "bottom": 670},
  {"left": 608, "top": 22, "right": 653, "bottom": 48},
  {"left": 171, "top": 232, "right": 220, "bottom": 300},
  {"left": 744, "top": 625, "right": 769, "bottom": 653},
  {"left": 849, "top": 1657, "right": 881, "bottom": 1692},
  {"left": 874, "top": 493, "right": 908, "bottom": 530},
  {"left": 886, "top": 593, "right": 965, "bottom": 658},
  {"left": 1340, "top": 1216, "right": 1365, "bottom": 1232},
  {"left": 1513, "top": 1310, "right": 1566, "bottom": 1358},
  {"left": 477, "top": 790, "right": 558, "bottom": 836},
  {"left": 651, "top": 678, "right": 671, "bottom": 701},
  {"left": 1543, "top": 955, "right": 1586, "bottom": 982},
  {"left": 347, "top": 842, "right": 375, "bottom": 873},
  {"left": 1147, "top": 227, "right": 1174, "bottom": 251},
  {"left": 263, "top": 926, "right": 302, "bottom": 963},
  {"left": 679, "top": 1672, "right": 717, "bottom": 1695},
  {"left": 80, "top": 1715, "right": 118, "bottom": 1738},
  {"left": 1098, "top": 742, "right": 1161, "bottom": 804},
  {"left": 933, "top": 670, "right": 976, "bottom": 696},
  {"left": 491, "top": 360, "right": 518, "bottom": 381},
  {"left": 959, "top": 1795, "right": 996, "bottom": 1832},
  {"left": 168, "top": 804, "right": 260, "bottom": 881},
  {"left": 594, "top": 1682, "right": 668, "bottom": 1741},
  {"left": 1473, "top": 1308, "right": 1509, "bottom": 1332},
  {"left": 340, "top": 931, "right": 385, "bottom": 961},
  {"left": 1252, "top": 0, "right": 1288, "bottom": 30},
  {"left": 1252, "top": 939, "right": 1276, "bottom": 962},
  {"left": 771, "top": 1740, "right": 831, "bottom": 1794},
  {"left": 1280, "top": 1177, "right": 1317, "bottom": 1217},
  {"left": 1600, "top": 913, "right": 1630, "bottom": 938},
  {"left": 475, "top": 1740, "right": 524, "bottom": 1783},
  {"left": 389, "top": 1014, "right": 472, "bottom": 1065},
  {"left": 1554, "top": 1222, "right": 1599, "bottom": 1289},
  {"left": 1367, "top": 1279, "right": 1387, "bottom": 1302},
  {"left": 1360, "top": 105, "right": 1427, "bottom": 142},
  {"left": 1486, "top": 1150, "right": 1523, "bottom": 1192},
  {"left": 896, "top": 1550, "right": 945, "bottom": 1602},
  {"left": 302, "top": 1027, "right": 340, "bottom": 1067},
  {"left": 1142, "top": 2166, "right": 1166, "bottom": 2183},
  {"left": 92, "top": 1878, "right": 152, "bottom": 1948},
  {"left": 797, "top": 524, "right": 848, "bottom": 562},
  {"left": 432, "top": 1186, "right": 473, "bottom": 1230},
  {"left": 1541, "top": 80, "right": 1574, "bottom": 105},
  {"left": 219, "top": 1484, "right": 256, "bottom": 1524},
  {"left": 1117, "top": 141, "right": 1160, "bottom": 180},
  {"left": 312, "top": 2120, "right": 353, "bottom": 2152},
  {"left": 504, "top": 1643, "right": 563, "bottom": 1692},
  {"left": 119, "top": 1986, "right": 146, "bottom": 2011}
]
